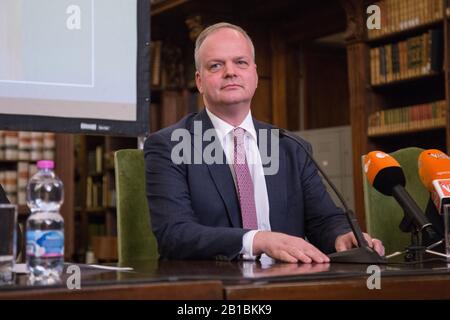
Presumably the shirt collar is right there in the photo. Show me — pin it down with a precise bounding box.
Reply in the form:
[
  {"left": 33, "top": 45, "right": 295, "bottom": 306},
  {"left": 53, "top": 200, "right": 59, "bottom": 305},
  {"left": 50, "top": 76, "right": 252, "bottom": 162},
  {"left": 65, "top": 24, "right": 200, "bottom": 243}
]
[{"left": 205, "top": 107, "right": 257, "bottom": 142}]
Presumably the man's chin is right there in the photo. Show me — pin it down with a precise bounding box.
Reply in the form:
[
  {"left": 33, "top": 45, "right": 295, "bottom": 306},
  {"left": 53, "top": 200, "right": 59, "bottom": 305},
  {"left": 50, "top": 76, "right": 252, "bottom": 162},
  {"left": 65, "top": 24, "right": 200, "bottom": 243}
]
[{"left": 219, "top": 96, "right": 252, "bottom": 106}]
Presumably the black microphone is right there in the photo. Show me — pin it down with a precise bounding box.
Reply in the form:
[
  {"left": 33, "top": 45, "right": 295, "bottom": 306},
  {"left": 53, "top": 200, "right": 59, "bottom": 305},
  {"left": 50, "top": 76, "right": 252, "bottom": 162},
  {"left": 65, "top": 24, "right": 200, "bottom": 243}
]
[{"left": 279, "top": 129, "right": 386, "bottom": 264}]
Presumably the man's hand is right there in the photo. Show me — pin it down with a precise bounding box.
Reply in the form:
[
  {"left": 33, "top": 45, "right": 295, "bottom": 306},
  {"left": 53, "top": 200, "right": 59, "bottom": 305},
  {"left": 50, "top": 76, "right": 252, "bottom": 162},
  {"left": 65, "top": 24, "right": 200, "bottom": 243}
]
[
  {"left": 335, "top": 231, "right": 385, "bottom": 256},
  {"left": 253, "top": 231, "right": 330, "bottom": 263},
  {"left": 252, "top": 261, "right": 331, "bottom": 276}
]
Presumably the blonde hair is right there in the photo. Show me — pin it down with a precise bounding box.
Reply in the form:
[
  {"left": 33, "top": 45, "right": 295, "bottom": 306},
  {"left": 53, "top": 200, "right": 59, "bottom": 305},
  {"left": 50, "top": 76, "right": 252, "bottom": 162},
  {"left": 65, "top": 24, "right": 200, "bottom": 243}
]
[{"left": 194, "top": 22, "right": 255, "bottom": 70}]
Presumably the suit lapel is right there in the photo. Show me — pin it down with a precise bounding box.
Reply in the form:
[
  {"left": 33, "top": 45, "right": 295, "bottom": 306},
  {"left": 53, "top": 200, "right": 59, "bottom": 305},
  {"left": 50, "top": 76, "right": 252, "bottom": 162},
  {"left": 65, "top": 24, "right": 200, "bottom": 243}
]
[
  {"left": 253, "top": 120, "right": 287, "bottom": 232},
  {"left": 189, "top": 110, "right": 242, "bottom": 228}
]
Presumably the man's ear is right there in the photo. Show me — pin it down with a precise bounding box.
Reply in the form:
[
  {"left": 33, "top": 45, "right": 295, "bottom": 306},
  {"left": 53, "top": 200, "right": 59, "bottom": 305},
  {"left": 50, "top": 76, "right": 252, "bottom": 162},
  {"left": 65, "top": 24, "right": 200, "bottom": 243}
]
[
  {"left": 255, "top": 64, "right": 258, "bottom": 88},
  {"left": 195, "top": 71, "right": 203, "bottom": 94}
]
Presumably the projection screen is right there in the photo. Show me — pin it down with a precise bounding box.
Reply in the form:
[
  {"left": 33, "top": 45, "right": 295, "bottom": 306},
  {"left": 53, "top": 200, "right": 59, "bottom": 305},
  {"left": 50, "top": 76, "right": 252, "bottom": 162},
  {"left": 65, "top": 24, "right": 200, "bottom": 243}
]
[{"left": 0, "top": 0, "right": 150, "bottom": 136}]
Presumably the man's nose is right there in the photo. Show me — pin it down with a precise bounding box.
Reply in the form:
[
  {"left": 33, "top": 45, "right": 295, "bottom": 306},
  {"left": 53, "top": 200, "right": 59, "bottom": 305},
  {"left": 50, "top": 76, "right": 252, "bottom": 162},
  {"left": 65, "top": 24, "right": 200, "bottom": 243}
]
[{"left": 223, "top": 61, "right": 236, "bottom": 77}]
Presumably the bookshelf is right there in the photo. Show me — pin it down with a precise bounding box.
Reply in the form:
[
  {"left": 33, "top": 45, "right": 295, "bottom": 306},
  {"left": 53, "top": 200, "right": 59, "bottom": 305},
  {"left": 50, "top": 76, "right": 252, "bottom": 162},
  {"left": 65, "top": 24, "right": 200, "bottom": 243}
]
[
  {"left": 342, "top": 0, "right": 450, "bottom": 227},
  {"left": 0, "top": 131, "right": 56, "bottom": 206},
  {"left": 149, "top": 0, "right": 350, "bottom": 131},
  {"left": 0, "top": 131, "right": 75, "bottom": 260},
  {"left": 74, "top": 135, "right": 137, "bottom": 262}
]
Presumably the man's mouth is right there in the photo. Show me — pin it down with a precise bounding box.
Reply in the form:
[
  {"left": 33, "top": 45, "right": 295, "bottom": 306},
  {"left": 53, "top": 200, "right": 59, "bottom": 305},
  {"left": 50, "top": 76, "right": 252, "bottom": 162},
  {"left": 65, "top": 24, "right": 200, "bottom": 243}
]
[{"left": 222, "top": 84, "right": 242, "bottom": 89}]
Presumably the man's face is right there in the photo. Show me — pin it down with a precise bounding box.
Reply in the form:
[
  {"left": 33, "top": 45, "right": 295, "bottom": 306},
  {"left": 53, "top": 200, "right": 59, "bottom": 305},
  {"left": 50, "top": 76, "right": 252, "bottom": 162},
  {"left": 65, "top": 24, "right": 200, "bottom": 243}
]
[{"left": 195, "top": 28, "right": 258, "bottom": 109}]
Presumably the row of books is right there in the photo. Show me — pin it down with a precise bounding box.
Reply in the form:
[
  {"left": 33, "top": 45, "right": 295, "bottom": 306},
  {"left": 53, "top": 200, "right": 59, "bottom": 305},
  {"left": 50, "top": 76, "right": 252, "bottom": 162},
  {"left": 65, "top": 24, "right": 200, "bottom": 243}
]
[
  {"left": 151, "top": 39, "right": 198, "bottom": 91},
  {"left": 87, "top": 146, "right": 104, "bottom": 175},
  {"left": 0, "top": 162, "right": 38, "bottom": 205},
  {"left": 85, "top": 175, "right": 116, "bottom": 209},
  {"left": 367, "top": 100, "right": 446, "bottom": 136},
  {"left": 0, "top": 131, "right": 56, "bottom": 161},
  {"left": 370, "top": 29, "right": 443, "bottom": 85},
  {"left": 367, "top": 0, "right": 445, "bottom": 39}
]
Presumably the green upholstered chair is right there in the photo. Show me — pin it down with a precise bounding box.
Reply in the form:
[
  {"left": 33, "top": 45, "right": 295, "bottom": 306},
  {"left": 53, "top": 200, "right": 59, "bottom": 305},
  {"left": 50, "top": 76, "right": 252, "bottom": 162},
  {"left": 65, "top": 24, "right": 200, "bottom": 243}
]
[
  {"left": 114, "top": 149, "right": 159, "bottom": 264},
  {"left": 362, "top": 147, "right": 429, "bottom": 255}
]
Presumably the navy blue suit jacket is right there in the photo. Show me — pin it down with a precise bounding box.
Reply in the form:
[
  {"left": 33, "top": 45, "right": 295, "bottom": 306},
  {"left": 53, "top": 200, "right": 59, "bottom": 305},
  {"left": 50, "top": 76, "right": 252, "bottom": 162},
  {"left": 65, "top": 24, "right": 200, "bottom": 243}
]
[{"left": 144, "top": 109, "right": 351, "bottom": 260}]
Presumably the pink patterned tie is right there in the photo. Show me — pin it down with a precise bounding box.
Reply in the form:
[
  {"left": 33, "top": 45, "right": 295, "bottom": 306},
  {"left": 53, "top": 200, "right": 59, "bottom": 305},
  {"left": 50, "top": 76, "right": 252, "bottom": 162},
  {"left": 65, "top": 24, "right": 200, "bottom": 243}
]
[{"left": 233, "top": 127, "right": 258, "bottom": 229}]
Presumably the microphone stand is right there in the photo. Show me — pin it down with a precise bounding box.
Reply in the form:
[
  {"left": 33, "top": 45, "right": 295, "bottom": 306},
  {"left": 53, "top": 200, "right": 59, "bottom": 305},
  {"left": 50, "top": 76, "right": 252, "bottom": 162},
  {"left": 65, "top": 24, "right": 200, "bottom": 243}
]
[
  {"left": 388, "top": 200, "right": 444, "bottom": 262},
  {"left": 279, "top": 129, "right": 386, "bottom": 264}
]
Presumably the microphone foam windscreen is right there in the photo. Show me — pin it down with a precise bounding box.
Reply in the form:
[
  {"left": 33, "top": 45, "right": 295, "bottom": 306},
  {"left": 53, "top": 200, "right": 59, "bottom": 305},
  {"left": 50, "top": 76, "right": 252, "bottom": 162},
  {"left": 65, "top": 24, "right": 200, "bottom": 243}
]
[
  {"left": 364, "top": 151, "right": 406, "bottom": 196},
  {"left": 418, "top": 149, "right": 450, "bottom": 191}
]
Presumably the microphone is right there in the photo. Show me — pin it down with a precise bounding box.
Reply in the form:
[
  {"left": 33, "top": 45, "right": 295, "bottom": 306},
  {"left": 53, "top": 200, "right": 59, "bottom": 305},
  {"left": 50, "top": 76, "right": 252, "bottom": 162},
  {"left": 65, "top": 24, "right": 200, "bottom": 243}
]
[
  {"left": 364, "top": 151, "right": 435, "bottom": 238},
  {"left": 279, "top": 129, "right": 386, "bottom": 264},
  {"left": 418, "top": 149, "right": 450, "bottom": 214}
]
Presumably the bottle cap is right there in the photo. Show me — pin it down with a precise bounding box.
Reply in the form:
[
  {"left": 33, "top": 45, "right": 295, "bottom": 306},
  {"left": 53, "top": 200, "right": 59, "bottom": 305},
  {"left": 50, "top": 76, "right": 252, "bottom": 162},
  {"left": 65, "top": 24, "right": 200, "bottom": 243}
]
[{"left": 37, "top": 160, "right": 55, "bottom": 169}]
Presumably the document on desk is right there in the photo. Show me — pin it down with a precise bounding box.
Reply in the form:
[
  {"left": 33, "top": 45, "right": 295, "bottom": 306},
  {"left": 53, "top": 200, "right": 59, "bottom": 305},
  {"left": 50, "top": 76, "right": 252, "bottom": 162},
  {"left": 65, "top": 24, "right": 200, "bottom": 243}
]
[
  {"left": 12, "top": 263, "right": 28, "bottom": 274},
  {"left": 12, "top": 263, "right": 133, "bottom": 274},
  {"left": 86, "top": 264, "right": 134, "bottom": 272}
]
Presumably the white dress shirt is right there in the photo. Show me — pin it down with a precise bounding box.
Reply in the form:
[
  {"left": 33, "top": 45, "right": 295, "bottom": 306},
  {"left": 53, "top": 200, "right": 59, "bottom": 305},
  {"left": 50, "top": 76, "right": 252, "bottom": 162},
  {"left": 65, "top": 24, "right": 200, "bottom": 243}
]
[{"left": 205, "top": 107, "right": 271, "bottom": 259}]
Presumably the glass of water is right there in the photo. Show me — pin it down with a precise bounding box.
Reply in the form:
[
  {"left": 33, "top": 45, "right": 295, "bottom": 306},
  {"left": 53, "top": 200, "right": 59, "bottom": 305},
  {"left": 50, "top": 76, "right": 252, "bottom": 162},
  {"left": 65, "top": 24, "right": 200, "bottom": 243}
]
[{"left": 0, "top": 204, "right": 17, "bottom": 284}]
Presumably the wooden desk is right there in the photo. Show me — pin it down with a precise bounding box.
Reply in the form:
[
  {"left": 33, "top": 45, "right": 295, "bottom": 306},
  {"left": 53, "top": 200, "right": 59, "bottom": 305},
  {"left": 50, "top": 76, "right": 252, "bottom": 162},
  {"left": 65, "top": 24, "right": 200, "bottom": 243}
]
[
  {"left": 0, "top": 261, "right": 224, "bottom": 300},
  {"left": 225, "top": 275, "right": 450, "bottom": 300},
  {"left": 2, "top": 259, "right": 450, "bottom": 299},
  {"left": 223, "top": 259, "right": 450, "bottom": 299},
  {"left": 0, "top": 280, "right": 223, "bottom": 300}
]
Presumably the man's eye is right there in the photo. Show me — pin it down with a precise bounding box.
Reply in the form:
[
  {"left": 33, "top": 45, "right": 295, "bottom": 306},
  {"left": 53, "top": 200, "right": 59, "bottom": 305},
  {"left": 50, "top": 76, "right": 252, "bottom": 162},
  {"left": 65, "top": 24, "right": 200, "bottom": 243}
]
[
  {"left": 209, "top": 63, "right": 221, "bottom": 71},
  {"left": 237, "top": 60, "right": 249, "bottom": 67}
]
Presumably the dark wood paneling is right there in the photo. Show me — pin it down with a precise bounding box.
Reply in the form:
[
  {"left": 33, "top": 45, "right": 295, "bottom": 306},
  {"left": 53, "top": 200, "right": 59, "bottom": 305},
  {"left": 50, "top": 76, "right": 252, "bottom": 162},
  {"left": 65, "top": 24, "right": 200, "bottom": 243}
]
[
  {"left": 346, "top": 42, "right": 371, "bottom": 229},
  {"left": 270, "top": 31, "right": 287, "bottom": 128},
  {"left": 444, "top": 13, "right": 450, "bottom": 152},
  {"left": 286, "top": 43, "right": 300, "bottom": 131},
  {"left": 245, "top": 23, "right": 273, "bottom": 123},
  {"left": 248, "top": 24, "right": 271, "bottom": 78},
  {"left": 252, "top": 79, "right": 272, "bottom": 124},
  {"left": 303, "top": 46, "right": 350, "bottom": 129}
]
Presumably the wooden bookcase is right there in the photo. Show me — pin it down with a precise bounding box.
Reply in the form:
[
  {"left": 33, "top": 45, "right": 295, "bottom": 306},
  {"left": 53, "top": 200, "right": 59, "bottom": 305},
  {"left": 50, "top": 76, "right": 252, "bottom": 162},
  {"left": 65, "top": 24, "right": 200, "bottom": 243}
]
[
  {"left": 342, "top": 0, "right": 450, "bottom": 227},
  {"left": 0, "top": 132, "right": 75, "bottom": 261},
  {"left": 149, "top": 0, "right": 349, "bottom": 130},
  {"left": 74, "top": 135, "right": 137, "bottom": 262}
]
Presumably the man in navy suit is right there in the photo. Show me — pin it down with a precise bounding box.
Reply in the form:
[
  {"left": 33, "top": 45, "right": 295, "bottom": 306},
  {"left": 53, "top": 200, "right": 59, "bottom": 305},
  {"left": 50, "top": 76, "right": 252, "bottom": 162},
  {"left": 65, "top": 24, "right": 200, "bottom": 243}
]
[{"left": 144, "top": 22, "right": 384, "bottom": 262}]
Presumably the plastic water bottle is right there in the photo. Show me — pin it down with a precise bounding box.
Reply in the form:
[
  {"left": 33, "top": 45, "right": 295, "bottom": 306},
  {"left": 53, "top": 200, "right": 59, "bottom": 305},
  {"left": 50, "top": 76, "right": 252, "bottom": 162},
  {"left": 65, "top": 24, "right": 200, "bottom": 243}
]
[{"left": 26, "top": 160, "right": 64, "bottom": 284}]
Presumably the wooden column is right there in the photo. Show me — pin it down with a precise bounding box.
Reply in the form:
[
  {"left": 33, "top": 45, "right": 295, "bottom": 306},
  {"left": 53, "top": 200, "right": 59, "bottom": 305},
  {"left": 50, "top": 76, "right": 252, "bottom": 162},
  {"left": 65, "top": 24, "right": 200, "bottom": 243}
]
[
  {"left": 270, "top": 30, "right": 287, "bottom": 129},
  {"left": 55, "top": 134, "right": 75, "bottom": 260},
  {"left": 444, "top": 5, "right": 450, "bottom": 151},
  {"left": 341, "top": 0, "right": 370, "bottom": 228}
]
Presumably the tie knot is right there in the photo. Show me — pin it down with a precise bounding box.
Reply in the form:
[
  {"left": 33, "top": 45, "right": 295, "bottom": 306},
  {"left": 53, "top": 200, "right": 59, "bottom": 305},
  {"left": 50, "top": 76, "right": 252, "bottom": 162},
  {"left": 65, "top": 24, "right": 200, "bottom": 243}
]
[
  {"left": 233, "top": 127, "right": 245, "bottom": 148},
  {"left": 233, "top": 127, "right": 245, "bottom": 139}
]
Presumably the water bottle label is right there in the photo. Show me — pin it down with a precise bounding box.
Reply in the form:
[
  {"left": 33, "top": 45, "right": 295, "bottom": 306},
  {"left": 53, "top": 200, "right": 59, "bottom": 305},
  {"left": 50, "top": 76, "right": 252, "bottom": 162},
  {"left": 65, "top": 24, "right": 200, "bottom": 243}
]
[{"left": 26, "top": 230, "right": 64, "bottom": 258}]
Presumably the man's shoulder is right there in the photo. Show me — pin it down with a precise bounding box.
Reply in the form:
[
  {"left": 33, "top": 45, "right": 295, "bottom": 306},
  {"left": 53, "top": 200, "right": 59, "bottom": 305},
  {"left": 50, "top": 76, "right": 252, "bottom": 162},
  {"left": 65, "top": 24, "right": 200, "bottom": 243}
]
[
  {"left": 253, "top": 119, "right": 311, "bottom": 152},
  {"left": 144, "top": 112, "right": 198, "bottom": 147},
  {"left": 153, "top": 113, "right": 198, "bottom": 137},
  {"left": 253, "top": 118, "right": 275, "bottom": 131}
]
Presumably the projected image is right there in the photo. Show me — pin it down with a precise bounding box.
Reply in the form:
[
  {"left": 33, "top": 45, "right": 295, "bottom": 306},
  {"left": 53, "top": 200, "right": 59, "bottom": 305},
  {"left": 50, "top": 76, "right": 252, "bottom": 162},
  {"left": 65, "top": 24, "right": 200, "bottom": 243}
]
[
  {"left": 0, "top": 0, "right": 93, "bottom": 87},
  {"left": 0, "top": 0, "right": 140, "bottom": 126}
]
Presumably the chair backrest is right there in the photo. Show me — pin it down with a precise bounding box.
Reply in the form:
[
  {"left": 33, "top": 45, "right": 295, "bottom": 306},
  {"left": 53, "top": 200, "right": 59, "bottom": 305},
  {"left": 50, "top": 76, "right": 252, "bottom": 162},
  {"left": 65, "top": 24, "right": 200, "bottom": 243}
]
[
  {"left": 114, "top": 149, "right": 159, "bottom": 264},
  {"left": 362, "top": 147, "right": 429, "bottom": 254}
]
